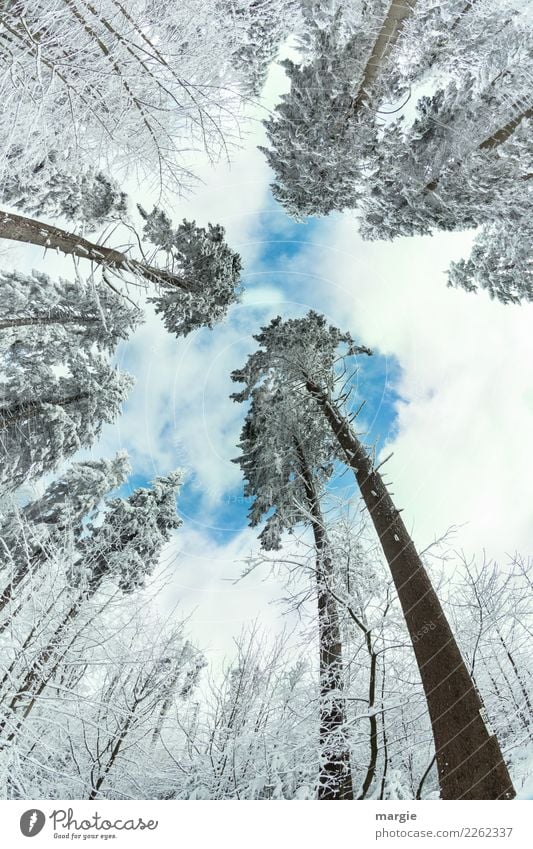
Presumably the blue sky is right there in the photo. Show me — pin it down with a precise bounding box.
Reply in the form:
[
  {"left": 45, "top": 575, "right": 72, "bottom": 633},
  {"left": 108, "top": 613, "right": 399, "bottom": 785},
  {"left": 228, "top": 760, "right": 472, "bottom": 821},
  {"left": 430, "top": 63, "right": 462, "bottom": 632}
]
[{"left": 115, "top": 193, "right": 403, "bottom": 549}]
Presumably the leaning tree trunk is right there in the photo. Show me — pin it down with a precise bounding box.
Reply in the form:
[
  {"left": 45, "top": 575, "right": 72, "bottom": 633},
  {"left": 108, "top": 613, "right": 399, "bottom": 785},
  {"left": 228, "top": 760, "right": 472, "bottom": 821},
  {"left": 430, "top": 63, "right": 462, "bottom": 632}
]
[
  {"left": 353, "top": 0, "right": 418, "bottom": 111},
  {"left": 0, "top": 209, "right": 188, "bottom": 288},
  {"left": 0, "top": 314, "right": 101, "bottom": 330},
  {"left": 296, "top": 444, "right": 353, "bottom": 800},
  {"left": 305, "top": 378, "right": 515, "bottom": 800}
]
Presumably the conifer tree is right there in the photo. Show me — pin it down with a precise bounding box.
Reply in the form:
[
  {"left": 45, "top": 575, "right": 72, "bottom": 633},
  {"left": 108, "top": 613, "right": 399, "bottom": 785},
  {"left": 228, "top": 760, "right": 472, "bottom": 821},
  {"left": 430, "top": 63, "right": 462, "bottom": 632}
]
[
  {"left": 232, "top": 321, "right": 363, "bottom": 799},
  {"left": 232, "top": 312, "right": 515, "bottom": 800},
  {"left": 0, "top": 471, "right": 183, "bottom": 742},
  {"left": 138, "top": 206, "right": 242, "bottom": 337},
  {"left": 0, "top": 350, "right": 134, "bottom": 491},
  {"left": 0, "top": 269, "right": 141, "bottom": 349},
  {"left": 0, "top": 452, "right": 131, "bottom": 616},
  {"left": 0, "top": 206, "right": 242, "bottom": 339}
]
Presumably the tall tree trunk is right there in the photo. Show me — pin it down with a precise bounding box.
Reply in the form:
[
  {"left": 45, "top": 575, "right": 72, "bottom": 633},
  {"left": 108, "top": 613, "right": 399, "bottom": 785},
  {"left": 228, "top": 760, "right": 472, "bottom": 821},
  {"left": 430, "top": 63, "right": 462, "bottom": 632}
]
[
  {"left": 0, "top": 314, "right": 100, "bottom": 330},
  {"left": 378, "top": 659, "right": 390, "bottom": 800},
  {"left": 0, "top": 209, "right": 187, "bottom": 288},
  {"left": 353, "top": 1, "right": 418, "bottom": 110},
  {"left": 296, "top": 443, "right": 353, "bottom": 800},
  {"left": 305, "top": 378, "right": 515, "bottom": 800}
]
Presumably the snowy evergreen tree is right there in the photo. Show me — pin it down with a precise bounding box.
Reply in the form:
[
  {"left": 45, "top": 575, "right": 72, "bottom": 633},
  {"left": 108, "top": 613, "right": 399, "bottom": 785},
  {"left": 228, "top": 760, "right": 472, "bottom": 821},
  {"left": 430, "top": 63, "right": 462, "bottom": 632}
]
[
  {"left": 76, "top": 471, "right": 183, "bottom": 595},
  {"left": 260, "top": 1, "right": 531, "bottom": 296},
  {"left": 359, "top": 75, "right": 532, "bottom": 240},
  {"left": 0, "top": 350, "right": 134, "bottom": 491},
  {"left": 232, "top": 311, "right": 515, "bottom": 800},
  {"left": 1, "top": 150, "right": 128, "bottom": 232},
  {"left": 0, "top": 452, "right": 131, "bottom": 616},
  {"left": 0, "top": 206, "right": 242, "bottom": 339},
  {"left": 260, "top": 0, "right": 418, "bottom": 217},
  {"left": 227, "top": 0, "right": 299, "bottom": 96},
  {"left": 0, "top": 269, "right": 141, "bottom": 349},
  {"left": 448, "top": 215, "right": 532, "bottom": 305},
  {"left": 138, "top": 206, "right": 242, "bottom": 336},
  {"left": 0, "top": 471, "right": 184, "bottom": 743}
]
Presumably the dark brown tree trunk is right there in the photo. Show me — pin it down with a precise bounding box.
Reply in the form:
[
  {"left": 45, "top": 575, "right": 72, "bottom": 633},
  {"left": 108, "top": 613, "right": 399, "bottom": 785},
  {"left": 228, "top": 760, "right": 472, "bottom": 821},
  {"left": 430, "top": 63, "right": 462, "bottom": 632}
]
[
  {"left": 305, "top": 378, "right": 515, "bottom": 800},
  {"left": 0, "top": 209, "right": 187, "bottom": 288},
  {"left": 0, "top": 602, "right": 80, "bottom": 737},
  {"left": 379, "top": 660, "right": 389, "bottom": 799},
  {"left": 296, "top": 445, "right": 354, "bottom": 800}
]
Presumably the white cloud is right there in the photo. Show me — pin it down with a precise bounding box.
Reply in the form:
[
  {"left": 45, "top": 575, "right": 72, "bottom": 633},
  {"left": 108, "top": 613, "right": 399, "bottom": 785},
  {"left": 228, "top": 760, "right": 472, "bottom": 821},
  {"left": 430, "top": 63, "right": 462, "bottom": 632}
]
[
  {"left": 152, "top": 525, "right": 307, "bottom": 669},
  {"left": 287, "top": 217, "right": 533, "bottom": 560}
]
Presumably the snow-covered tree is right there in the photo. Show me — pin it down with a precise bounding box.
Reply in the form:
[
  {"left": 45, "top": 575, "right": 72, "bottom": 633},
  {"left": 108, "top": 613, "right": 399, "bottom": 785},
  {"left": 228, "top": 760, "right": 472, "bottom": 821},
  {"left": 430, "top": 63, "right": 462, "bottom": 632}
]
[
  {"left": 227, "top": 0, "right": 300, "bottom": 96},
  {"left": 232, "top": 311, "right": 515, "bottom": 800},
  {"left": 0, "top": 206, "right": 242, "bottom": 339},
  {"left": 138, "top": 206, "right": 242, "bottom": 336},
  {"left": 76, "top": 470, "right": 183, "bottom": 595},
  {"left": 0, "top": 269, "right": 141, "bottom": 349},
  {"left": 1, "top": 150, "right": 127, "bottom": 232},
  {"left": 0, "top": 0, "right": 244, "bottom": 192},
  {"left": 260, "top": 0, "right": 531, "bottom": 296},
  {"left": 260, "top": 0, "right": 418, "bottom": 217},
  {"left": 0, "top": 452, "right": 131, "bottom": 617},
  {"left": 0, "top": 349, "right": 134, "bottom": 491},
  {"left": 0, "top": 471, "right": 184, "bottom": 744},
  {"left": 174, "top": 628, "right": 318, "bottom": 799},
  {"left": 0, "top": 556, "right": 205, "bottom": 800},
  {"left": 231, "top": 374, "right": 353, "bottom": 798},
  {"left": 359, "top": 76, "right": 532, "bottom": 241},
  {"left": 260, "top": 13, "right": 372, "bottom": 218},
  {"left": 448, "top": 215, "right": 532, "bottom": 304}
]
